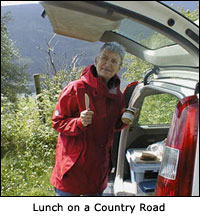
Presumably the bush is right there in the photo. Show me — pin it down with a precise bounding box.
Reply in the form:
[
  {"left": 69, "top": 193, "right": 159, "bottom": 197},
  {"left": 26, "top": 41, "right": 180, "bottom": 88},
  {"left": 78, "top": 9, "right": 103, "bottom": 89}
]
[
  {"left": 1, "top": 95, "right": 57, "bottom": 196},
  {"left": 1, "top": 66, "right": 82, "bottom": 196}
]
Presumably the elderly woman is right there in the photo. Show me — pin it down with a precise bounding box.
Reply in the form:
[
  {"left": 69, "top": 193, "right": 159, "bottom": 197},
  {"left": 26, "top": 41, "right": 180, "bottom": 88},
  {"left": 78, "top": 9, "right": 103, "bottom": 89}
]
[{"left": 51, "top": 42, "right": 128, "bottom": 196}]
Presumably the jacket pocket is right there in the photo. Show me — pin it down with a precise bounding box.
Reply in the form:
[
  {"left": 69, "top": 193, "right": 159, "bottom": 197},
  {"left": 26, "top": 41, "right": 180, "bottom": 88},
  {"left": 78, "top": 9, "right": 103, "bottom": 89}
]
[
  {"left": 56, "top": 134, "right": 83, "bottom": 180},
  {"left": 60, "top": 152, "right": 81, "bottom": 180}
]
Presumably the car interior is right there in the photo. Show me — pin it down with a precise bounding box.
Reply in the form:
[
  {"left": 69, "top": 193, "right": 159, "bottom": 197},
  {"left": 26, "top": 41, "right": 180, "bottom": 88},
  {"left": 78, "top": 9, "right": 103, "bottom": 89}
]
[{"left": 110, "top": 74, "right": 195, "bottom": 195}]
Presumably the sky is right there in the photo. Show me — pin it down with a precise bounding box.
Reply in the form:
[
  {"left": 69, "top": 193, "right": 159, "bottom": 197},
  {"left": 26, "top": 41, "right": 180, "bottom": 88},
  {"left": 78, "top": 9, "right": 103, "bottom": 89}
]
[
  {"left": 1, "top": 1, "right": 39, "bottom": 6},
  {"left": 1, "top": 1, "right": 198, "bottom": 11}
]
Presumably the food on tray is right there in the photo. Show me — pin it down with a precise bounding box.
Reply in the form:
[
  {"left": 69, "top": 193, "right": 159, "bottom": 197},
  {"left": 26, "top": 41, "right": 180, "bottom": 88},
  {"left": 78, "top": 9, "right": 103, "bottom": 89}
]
[{"left": 140, "top": 151, "right": 158, "bottom": 161}]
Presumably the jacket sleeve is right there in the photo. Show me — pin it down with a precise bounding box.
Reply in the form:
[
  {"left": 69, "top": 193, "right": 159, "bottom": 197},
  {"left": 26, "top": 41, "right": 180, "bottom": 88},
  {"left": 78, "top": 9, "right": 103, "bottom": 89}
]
[
  {"left": 114, "top": 109, "right": 128, "bottom": 132},
  {"left": 52, "top": 85, "right": 86, "bottom": 136},
  {"left": 114, "top": 95, "right": 128, "bottom": 132}
]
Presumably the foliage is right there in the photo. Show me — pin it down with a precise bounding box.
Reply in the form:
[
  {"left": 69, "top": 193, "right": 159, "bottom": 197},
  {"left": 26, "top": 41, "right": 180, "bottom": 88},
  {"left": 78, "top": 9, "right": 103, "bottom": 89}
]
[
  {"left": 176, "top": 5, "right": 199, "bottom": 21},
  {"left": 139, "top": 94, "right": 179, "bottom": 125},
  {"left": 1, "top": 95, "right": 57, "bottom": 195},
  {"left": 1, "top": 12, "right": 30, "bottom": 102},
  {"left": 1, "top": 66, "right": 82, "bottom": 196},
  {"left": 39, "top": 66, "right": 83, "bottom": 124},
  {"left": 1, "top": 13, "right": 83, "bottom": 194},
  {"left": 122, "top": 54, "right": 153, "bottom": 82}
]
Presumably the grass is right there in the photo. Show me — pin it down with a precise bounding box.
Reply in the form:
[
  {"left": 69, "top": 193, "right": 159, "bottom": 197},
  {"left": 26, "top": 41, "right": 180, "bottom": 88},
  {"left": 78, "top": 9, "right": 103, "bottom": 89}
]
[{"left": 1, "top": 149, "right": 56, "bottom": 196}]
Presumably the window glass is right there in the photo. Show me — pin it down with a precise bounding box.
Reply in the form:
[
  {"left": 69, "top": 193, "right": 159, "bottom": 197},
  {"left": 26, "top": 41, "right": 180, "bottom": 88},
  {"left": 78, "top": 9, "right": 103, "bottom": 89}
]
[
  {"left": 114, "top": 18, "right": 176, "bottom": 49},
  {"left": 138, "top": 94, "right": 179, "bottom": 125}
]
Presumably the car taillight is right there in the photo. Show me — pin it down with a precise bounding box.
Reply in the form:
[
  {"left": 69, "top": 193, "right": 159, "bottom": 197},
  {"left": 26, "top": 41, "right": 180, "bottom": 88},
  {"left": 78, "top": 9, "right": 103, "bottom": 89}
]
[{"left": 155, "top": 95, "right": 199, "bottom": 196}]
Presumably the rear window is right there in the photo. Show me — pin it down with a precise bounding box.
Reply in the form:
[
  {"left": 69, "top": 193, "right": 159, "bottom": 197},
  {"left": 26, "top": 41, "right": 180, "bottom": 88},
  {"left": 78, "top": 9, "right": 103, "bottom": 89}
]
[
  {"left": 114, "top": 18, "right": 176, "bottom": 50},
  {"left": 138, "top": 94, "right": 179, "bottom": 125}
]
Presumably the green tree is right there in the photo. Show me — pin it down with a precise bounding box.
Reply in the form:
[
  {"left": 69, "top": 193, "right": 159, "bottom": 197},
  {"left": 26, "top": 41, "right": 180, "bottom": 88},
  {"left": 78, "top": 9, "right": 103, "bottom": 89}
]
[
  {"left": 175, "top": 5, "right": 199, "bottom": 21},
  {"left": 1, "top": 12, "right": 29, "bottom": 102}
]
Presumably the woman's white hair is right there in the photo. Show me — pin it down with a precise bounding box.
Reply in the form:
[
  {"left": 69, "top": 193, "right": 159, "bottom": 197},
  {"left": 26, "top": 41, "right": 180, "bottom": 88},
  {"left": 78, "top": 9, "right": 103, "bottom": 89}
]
[{"left": 100, "top": 42, "right": 126, "bottom": 64}]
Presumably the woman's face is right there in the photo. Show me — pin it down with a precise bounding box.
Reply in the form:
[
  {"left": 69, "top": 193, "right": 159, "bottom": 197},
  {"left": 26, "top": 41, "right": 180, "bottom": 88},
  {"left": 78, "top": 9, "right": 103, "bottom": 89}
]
[{"left": 95, "top": 50, "right": 122, "bottom": 83}]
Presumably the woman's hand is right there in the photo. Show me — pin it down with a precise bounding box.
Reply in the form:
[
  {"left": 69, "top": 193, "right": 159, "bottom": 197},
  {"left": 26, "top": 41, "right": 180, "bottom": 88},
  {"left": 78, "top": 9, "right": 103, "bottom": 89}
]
[{"left": 80, "top": 108, "right": 94, "bottom": 126}]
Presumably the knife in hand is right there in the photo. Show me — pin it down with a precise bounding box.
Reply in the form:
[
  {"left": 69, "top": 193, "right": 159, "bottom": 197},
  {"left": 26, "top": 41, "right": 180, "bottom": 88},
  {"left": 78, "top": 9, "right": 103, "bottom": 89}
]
[{"left": 85, "top": 93, "right": 90, "bottom": 110}]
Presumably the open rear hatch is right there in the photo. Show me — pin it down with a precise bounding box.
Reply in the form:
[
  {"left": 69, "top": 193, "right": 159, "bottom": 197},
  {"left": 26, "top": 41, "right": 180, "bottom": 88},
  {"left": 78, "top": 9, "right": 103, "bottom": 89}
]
[{"left": 41, "top": 1, "right": 199, "bottom": 68}]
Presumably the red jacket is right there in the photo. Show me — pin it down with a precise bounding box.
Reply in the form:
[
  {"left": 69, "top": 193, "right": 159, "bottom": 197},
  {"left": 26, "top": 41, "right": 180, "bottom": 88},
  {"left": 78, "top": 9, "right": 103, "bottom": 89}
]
[{"left": 50, "top": 65, "right": 126, "bottom": 195}]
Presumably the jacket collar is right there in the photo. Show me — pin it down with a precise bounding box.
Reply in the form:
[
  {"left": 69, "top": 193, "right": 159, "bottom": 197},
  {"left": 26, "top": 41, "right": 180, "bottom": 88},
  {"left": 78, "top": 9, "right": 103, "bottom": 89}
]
[{"left": 81, "top": 65, "right": 121, "bottom": 98}]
